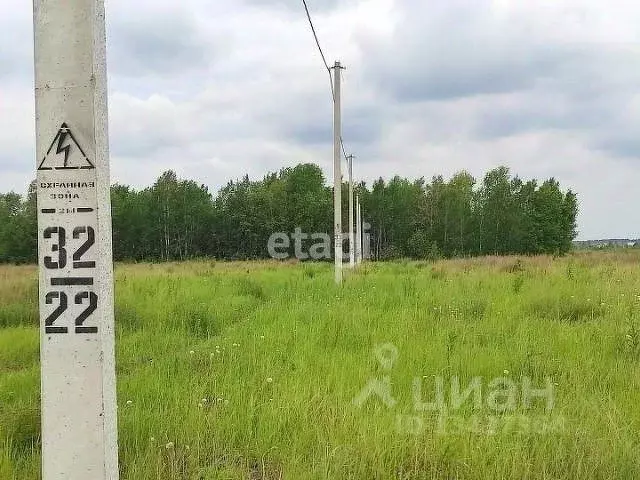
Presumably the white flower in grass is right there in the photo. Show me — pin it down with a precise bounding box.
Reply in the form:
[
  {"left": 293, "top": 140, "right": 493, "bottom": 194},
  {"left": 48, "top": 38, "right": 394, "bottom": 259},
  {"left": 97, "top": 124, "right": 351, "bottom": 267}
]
[
  {"left": 503, "top": 370, "right": 509, "bottom": 375},
  {"left": 165, "top": 442, "right": 174, "bottom": 449},
  {"left": 189, "top": 350, "right": 195, "bottom": 355},
  {"left": 260, "top": 335, "right": 265, "bottom": 339},
  {"left": 266, "top": 377, "right": 273, "bottom": 383}
]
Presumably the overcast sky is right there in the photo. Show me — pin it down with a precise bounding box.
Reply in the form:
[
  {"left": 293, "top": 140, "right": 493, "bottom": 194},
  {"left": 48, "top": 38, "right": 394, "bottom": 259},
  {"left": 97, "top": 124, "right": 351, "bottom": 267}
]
[{"left": 1, "top": 0, "right": 639, "bottom": 240}]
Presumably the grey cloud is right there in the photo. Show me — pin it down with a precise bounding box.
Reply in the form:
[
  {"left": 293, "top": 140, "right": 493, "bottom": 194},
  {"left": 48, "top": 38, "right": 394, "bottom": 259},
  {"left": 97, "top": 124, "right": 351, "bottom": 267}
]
[
  {"left": 358, "top": 0, "right": 640, "bottom": 162},
  {"left": 0, "top": 51, "right": 18, "bottom": 79},
  {"left": 469, "top": 47, "right": 640, "bottom": 160},
  {"left": 284, "top": 105, "right": 382, "bottom": 147},
  {"left": 361, "top": 1, "right": 589, "bottom": 102},
  {"left": 288, "top": 123, "right": 333, "bottom": 146},
  {"left": 596, "top": 137, "right": 640, "bottom": 159},
  {"left": 0, "top": 154, "right": 34, "bottom": 175},
  {"left": 0, "top": 7, "right": 32, "bottom": 83},
  {"left": 107, "top": 14, "right": 212, "bottom": 78},
  {"left": 473, "top": 92, "right": 601, "bottom": 140},
  {"left": 343, "top": 107, "right": 383, "bottom": 145},
  {"left": 240, "top": 0, "right": 347, "bottom": 13},
  {"left": 371, "top": 46, "right": 571, "bottom": 103}
]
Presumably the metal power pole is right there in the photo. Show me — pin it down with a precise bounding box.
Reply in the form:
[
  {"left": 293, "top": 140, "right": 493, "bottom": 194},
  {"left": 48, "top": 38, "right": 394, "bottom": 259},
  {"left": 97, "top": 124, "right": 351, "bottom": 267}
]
[
  {"left": 332, "top": 61, "right": 344, "bottom": 284},
  {"left": 34, "top": 0, "right": 119, "bottom": 478},
  {"left": 347, "top": 154, "right": 355, "bottom": 268}
]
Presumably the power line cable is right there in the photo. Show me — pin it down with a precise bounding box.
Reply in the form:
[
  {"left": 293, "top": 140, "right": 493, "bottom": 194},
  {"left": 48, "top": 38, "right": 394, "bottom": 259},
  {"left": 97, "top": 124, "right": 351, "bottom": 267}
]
[
  {"left": 340, "top": 137, "right": 348, "bottom": 163},
  {"left": 301, "top": 1, "right": 352, "bottom": 167},
  {"left": 301, "top": 0, "right": 335, "bottom": 100}
]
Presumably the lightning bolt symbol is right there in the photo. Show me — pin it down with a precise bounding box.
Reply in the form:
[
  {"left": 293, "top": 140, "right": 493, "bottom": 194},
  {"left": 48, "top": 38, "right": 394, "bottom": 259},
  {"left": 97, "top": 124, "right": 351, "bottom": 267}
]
[{"left": 56, "top": 129, "right": 72, "bottom": 167}]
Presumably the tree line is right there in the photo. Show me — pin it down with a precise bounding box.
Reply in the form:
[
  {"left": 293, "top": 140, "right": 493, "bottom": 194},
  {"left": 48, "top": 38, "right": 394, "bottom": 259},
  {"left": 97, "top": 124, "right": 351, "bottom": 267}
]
[{"left": 0, "top": 163, "right": 578, "bottom": 263}]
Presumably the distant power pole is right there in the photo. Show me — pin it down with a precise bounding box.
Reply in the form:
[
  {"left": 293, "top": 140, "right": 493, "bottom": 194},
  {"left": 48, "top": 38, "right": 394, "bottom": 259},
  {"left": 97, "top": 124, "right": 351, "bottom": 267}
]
[
  {"left": 356, "top": 195, "right": 361, "bottom": 264},
  {"left": 34, "top": 0, "right": 119, "bottom": 478},
  {"left": 332, "top": 61, "right": 344, "bottom": 285},
  {"left": 347, "top": 154, "right": 355, "bottom": 268},
  {"left": 355, "top": 195, "right": 360, "bottom": 265}
]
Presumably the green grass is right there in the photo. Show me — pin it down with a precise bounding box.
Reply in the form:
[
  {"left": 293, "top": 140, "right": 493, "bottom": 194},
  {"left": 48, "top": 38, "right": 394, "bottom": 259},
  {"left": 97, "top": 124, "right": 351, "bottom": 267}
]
[{"left": 2, "top": 252, "right": 640, "bottom": 478}]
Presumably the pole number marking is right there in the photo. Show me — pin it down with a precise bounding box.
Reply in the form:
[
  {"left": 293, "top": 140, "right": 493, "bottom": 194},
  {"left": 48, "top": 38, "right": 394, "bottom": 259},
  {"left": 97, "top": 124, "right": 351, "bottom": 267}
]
[{"left": 42, "top": 225, "right": 99, "bottom": 334}]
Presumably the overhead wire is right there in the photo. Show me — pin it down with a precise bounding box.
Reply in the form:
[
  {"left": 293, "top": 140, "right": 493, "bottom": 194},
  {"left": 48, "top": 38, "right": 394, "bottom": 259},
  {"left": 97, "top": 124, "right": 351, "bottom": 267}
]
[
  {"left": 301, "top": 0, "right": 335, "bottom": 101},
  {"left": 301, "top": 0, "right": 352, "bottom": 166}
]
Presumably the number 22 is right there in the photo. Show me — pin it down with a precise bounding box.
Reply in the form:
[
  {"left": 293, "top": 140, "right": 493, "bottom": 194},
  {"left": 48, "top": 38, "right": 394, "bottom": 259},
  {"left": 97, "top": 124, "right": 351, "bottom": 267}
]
[{"left": 45, "top": 290, "right": 98, "bottom": 334}]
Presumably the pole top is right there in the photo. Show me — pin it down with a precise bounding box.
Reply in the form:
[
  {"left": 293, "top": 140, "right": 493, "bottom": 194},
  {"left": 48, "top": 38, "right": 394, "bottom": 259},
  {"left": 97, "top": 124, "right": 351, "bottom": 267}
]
[{"left": 333, "top": 60, "right": 345, "bottom": 70}]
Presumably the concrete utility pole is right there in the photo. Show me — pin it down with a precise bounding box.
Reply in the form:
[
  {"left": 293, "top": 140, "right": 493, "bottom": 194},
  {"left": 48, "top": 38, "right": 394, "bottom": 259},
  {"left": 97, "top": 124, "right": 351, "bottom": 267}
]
[
  {"left": 34, "top": 1, "right": 119, "bottom": 478},
  {"left": 356, "top": 196, "right": 362, "bottom": 264},
  {"left": 332, "top": 61, "right": 344, "bottom": 284},
  {"left": 347, "top": 154, "right": 355, "bottom": 268}
]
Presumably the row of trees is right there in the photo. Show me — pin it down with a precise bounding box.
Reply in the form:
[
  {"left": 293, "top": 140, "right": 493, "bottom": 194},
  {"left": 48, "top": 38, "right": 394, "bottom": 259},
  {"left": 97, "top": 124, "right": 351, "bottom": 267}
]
[
  {"left": 0, "top": 185, "right": 37, "bottom": 263},
  {"left": 0, "top": 163, "right": 578, "bottom": 263}
]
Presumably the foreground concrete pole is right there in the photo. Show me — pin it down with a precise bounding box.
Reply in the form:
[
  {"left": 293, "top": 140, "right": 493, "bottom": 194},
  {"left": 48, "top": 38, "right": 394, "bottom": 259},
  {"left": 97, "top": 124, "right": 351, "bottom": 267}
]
[{"left": 34, "top": 0, "right": 119, "bottom": 478}]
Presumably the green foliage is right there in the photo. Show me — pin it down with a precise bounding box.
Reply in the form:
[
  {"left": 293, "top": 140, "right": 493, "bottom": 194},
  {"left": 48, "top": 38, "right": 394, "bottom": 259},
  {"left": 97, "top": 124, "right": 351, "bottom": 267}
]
[
  {"left": 0, "top": 185, "right": 37, "bottom": 263},
  {"left": 0, "top": 165, "right": 579, "bottom": 263},
  {"left": 407, "top": 230, "right": 429, "bottom": 259},
  {"left": 427, "top": 241, "right": 442, "bottom": 261}
]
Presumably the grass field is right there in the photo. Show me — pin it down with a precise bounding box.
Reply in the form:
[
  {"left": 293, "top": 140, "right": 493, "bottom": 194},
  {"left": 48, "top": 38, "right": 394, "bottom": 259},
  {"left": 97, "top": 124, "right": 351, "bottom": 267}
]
[{"left": 2, "top": 252, "right": 640, "bottom": 479}]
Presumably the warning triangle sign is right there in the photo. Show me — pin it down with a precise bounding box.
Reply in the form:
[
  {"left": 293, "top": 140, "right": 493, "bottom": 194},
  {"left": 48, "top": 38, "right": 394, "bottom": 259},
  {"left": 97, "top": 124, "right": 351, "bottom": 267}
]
[{"left": 38, "top": 123, "right": 95, "bottom": 171}]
